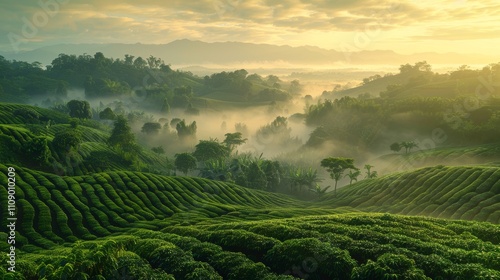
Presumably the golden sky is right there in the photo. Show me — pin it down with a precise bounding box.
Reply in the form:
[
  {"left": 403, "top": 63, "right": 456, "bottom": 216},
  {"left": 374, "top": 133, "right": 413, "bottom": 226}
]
[{"left": 2, "top": 0, "right": 500, "bottom": 55}]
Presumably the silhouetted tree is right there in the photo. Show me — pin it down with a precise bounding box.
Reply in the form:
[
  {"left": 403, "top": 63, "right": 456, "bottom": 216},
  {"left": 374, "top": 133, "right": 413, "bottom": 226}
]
[
  {"left": 223, "top": 132, "right": 247, "bottom": 153},
  {"left": 390, "top": 142, "right": 402, "bottom": 153},
  {"left": 141, "top": 122, "right": 162, "bottom": 135},
  {"left": 175, "top": 120, "right": 197, "bottom": 140}
]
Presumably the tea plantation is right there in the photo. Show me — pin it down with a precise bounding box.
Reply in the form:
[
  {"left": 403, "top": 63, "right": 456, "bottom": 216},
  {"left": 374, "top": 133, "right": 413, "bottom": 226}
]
[
  {"left": 1, "top": 164, "right": 500, "bottom": 279},
  {"left": 1, "top": 103, "right": 500, "bottom": 279},
  {"left": 321, "top": 165, "right": 500, "bottom": 223}
]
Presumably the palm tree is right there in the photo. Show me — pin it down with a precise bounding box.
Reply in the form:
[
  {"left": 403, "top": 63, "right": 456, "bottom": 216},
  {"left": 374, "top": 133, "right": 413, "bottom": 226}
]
[
  {"left": 400, "top": 141, "right": 418, "bottom": 154},
  {"left": 345, "top": 169, "right": 361, "bottom": 185},
  {"left": 309, "top": 184, "right": 331, "bottom": 197},
  {"left": 364, "top": 164, "right": 374, "bottom": 179},
  {"left": 301, "top": 167, "right": 323, "bottom": 190}
]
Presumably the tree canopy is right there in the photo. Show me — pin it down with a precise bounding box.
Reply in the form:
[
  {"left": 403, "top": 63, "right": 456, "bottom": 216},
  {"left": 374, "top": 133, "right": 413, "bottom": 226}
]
[
  {"left": 67, "top": 100, "right": 92, "bottom": 119},
  {"left": 174, "top": 153, "right": 197, "bottom": 175},
  {"left": 108, "top": 116, "right": 137, "bottom": 152},
  {"left": 193, "top": 139, "right": 229, "bottom": 162}
]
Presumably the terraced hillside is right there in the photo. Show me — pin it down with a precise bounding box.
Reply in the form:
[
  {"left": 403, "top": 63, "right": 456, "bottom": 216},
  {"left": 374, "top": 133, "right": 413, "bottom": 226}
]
[
  {"left": 0, "top": 164, "right": 347, "bottom": 250},
  {"left": 0, "top": 103, "right": 170, "bottom": 175},
  {"left": 320, "top": 165, "right": 500, "bottom": 223},
  {"left": 3, "top": 213, "right": 500, "bottom": 279},
  {"left": 376, "top": 143, "right": 500, "bottom": 173},
  {"left": 2, "top": 164, "right": 500, "bottom": 279}
]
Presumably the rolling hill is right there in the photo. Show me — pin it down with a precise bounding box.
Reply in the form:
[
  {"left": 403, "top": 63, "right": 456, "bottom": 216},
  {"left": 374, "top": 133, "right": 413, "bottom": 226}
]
[
  {"left": 1, "top": 164, "right": 499, "bottom": 279},
  {"left": 320, "top": 165, "right": 500, "bottom": 223}
]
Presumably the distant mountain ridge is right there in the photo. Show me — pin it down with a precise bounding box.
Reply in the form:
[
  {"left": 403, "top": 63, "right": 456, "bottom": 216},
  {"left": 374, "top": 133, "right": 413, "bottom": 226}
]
[{"left": 1, "top": 39, "right": 496, "bottom": 67}]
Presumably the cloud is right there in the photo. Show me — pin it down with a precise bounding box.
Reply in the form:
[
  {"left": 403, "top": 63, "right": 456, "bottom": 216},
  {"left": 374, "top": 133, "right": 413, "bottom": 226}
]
[
  {"left": 1, "top": 0, "right": 500, "bottom": 53},
  {"left": 413, "top": 27, "right": 500, "bottom": 41}
]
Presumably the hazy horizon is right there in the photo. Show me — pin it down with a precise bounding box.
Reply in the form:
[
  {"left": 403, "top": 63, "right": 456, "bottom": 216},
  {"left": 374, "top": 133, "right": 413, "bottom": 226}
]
[{"left": 1, "top": 0, "right": 500, "bottom": 59}]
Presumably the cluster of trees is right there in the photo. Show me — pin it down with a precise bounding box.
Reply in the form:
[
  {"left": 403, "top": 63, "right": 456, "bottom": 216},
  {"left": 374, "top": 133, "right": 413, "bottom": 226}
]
[
  {"left": 0, "top": 56, "right": 66, "bottom": 101},
  {"left": 390, "top": 141, "right": 419, "bottom": 154},
  {"left": 320, "top": 157, "right": 377, "bottom": 195},
  {"left": 255, "top": 116, "right": 302, "bottom": 151},
  {"left": 305, "top": 60, "right": 500, "bottom": 157}
]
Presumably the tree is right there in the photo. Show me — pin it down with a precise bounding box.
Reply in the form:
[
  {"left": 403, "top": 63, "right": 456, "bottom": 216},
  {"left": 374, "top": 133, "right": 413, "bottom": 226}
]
[
  {"left": 24, "top": 136, "right": 51, "bottom": 167},
  {"left": 320, "top": 157, "right": 356, "bottom": 195},
  {"left": 52, "top": 129, "right": 81, "bottom": 153},
  {"left": 345, "top": 169, "right": 361, "bottom": 185},
  {"left": 390, "top": 142, "right": 401, "bottom": 153},
  {"left": 151, "top": 146, "right": 165, "bottom": 154},
  {"left": 161, "top": 98, "right": 170, "bottom": 115},
  {"left": 289, "top": 79, "right": 302, "bottom": 95},
  {"left": 364, "top": 164, "right": 378, "bottom": 179},
  {"left": 174, "top": 153, "right": 197, "bottom": 175},
  {"left": 222, "top": 132, "right": 247, "bottom": 153},
  {"left": 99, "top": 107, "right": 116, "bottom": 120},
  {"left": 301, "top": 167, "right": 322, "bottom": 191},
  {"left": 108, "top": 116, "right": 138, "bottom": 154},
  {"left": 141, "top": 122, "right": 162, "bottom": 135},
  {"left": 176, "top": 120, "right": 197, "bottom": 140},
  {"left": 400, "top": 141, "right": 418, "bottom": 154},
  {"left": 133, "top": 57, "right": 147, "bottom": 69},
  {"left": 309, "top": 184, "right": 331, "bottom": 198},
  {"left": 67, "top": 100, "right": 92, "bottom": 119},
  {"left": 193, "top": 139, "right": 229, "bottom": 162},
  {"left": 246, "top": 162, "right": 268, "bottom": 190}
]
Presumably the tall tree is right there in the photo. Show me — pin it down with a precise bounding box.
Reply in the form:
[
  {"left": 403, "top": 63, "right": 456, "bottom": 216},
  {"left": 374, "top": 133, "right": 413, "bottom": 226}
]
[
  {"left": 320, "top": 157, "right": 356, "bottom": 195},
  {"left": 161, "top": 98, "right": 170, "bottom": 115},
  {"left": 222, "top": 132, "right": 247, "bottom": 153},
  {"left": 108, "top": 116, "right": 137, "bottom": 153},
  {"left": 67, "top": 100, "right": 92, "bottom": 119},
  {"left": 176, "top": 120, "right": 197, "bottom": 140}
]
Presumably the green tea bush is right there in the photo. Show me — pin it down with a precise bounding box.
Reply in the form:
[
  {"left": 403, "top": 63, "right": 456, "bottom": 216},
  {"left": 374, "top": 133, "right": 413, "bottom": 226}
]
[
  {"left": 351, "top": 253, "right": 429, "bottom": 280},
  {"left": 264, "top": 238, "right": 356, "bottom": 280}
]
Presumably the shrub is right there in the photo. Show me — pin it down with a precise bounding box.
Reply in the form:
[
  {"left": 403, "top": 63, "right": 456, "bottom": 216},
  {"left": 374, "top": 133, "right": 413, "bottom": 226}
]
[
  {"left": 264, "top": 238, "right": 356, "bottom": 280},
  {"left": 351, "top": 253, "right": 429, "bottom": 280}
]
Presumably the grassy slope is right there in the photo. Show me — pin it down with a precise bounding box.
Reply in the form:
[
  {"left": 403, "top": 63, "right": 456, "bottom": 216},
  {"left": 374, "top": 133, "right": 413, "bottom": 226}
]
[
  {"left": 320, "top": 165, "right": 500, "bottom": 223},
  {"left": 376, "top": 142, "right": 500, "bottom": 174},
  {"left": 1, "top": 164, "right": 499, "bottom": 279},
  {"left": 0, "top": 103, "right": 170, "bottom": 175},
  {"left": 0, "top": 164, "right": 346, "bottom": 250}
]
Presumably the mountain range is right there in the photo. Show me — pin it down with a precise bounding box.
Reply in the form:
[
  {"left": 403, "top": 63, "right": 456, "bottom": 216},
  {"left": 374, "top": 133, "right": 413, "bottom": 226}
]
[{"left": 1, "top": 39, "right": 497, "bottom": 69}]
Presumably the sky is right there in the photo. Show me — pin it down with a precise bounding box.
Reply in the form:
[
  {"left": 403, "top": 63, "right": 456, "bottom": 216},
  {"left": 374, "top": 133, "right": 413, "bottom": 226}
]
[{"left": 1, "top": 0, "right": 500, "bottom": 55}]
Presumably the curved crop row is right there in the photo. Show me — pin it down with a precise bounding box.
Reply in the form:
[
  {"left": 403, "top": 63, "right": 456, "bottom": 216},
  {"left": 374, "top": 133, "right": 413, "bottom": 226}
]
[
  {"left": 0, "top": 164, "right": 303, "bottom": 249},
  {"left": 321, "top": 165, "right": 500, "bottom": 223}
]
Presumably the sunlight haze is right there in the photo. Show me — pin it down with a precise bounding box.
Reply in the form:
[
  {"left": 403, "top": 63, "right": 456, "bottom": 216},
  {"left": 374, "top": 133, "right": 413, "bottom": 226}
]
[{"left": 1, "top": 0, "right": 499, "bottom": 57}]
